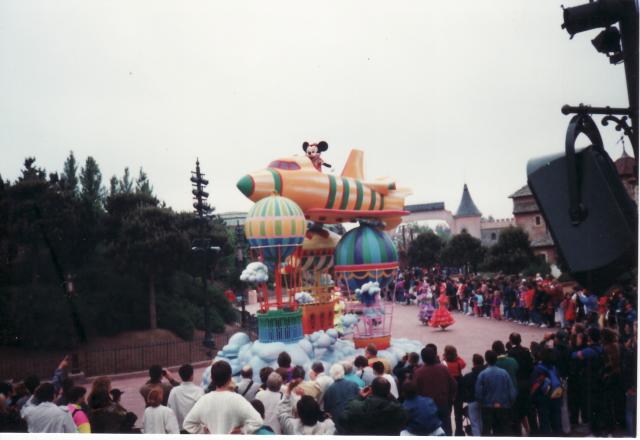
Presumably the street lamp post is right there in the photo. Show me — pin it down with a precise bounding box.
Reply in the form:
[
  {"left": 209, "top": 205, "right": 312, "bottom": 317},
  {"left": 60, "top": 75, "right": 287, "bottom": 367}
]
[
  {"left": 190, "top": 159, "right": 219, "bottom": 357},
  {"left": 235, "top": 221, "right": 246, "bottom": 327}
]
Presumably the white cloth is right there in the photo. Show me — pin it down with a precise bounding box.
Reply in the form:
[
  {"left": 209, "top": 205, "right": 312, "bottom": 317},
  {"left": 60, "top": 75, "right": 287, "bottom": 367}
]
[
  {"left": 142, "top": 405, "right": 180, "bottom": 434},
  {"left": 236, "top": 378, "right": 261, "bottom": 401},
  {"left": 167, "top": 381, "right": 204, "bottom": 428},
  {"left": 21, "top": 402, "right": 77, "bottom": 433},
  {"left": 182, "top": 390, "right": 263, "bottom": 434},
  {"left": 382, "top": 373, "right": 399, "bottom": 399},
  {"left": 255, "top": 389, "right": 283, "bottom": 434}
]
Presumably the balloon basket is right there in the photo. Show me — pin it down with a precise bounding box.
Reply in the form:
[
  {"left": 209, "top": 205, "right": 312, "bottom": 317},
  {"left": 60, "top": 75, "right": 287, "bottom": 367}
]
[
  {"left": 256, "top": 308, "right": 304, "bottom": 343},
  {"left": 301, "top": 300, "right": 336, "bottom": 335},
  {"left": 354, "top": 334, "right": 391, "bottom": 350}
]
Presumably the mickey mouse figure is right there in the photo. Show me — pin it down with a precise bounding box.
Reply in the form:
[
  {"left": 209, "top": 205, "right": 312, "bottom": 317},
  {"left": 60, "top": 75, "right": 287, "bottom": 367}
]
[{"left": 302, "top": 141, "right": 332, "bottom": 172}]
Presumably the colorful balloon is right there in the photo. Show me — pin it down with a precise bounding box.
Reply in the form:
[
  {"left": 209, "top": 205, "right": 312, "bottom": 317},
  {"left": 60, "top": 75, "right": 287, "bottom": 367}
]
[
  {"left": 334, "top": 223, "right": 399, "bottom": 292},
  {"left": 244, "top": 194, "right": 306, "bottom": 261}
]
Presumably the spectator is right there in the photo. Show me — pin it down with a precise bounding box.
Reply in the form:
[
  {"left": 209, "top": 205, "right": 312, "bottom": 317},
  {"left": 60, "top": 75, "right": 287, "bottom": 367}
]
[
  {"left": 353, "top": 355, "right": 375, "bottom": 386},
  {"left": 412, "top": 346, "right": 457, "bottom": 436},
  {"left": 393, "top": 352, "right": 420, "bottom": 386},
  {"left": 492, "top": 340, "right": 519, "bottom": 386},
  {"left": 277, "top": 382, "right": 335, "bottom": 435},
  {"left": 371, "top": 361, "right": 399, "bottom": 399},
  {"left": 322, "top": 364, "right": 359, "bottom": 432},
  {"left": 259, "top": 367, "right": 275, "bottom": 391},
  {"left": 276, "top": 352, "right": 292, "bottom": 383},
  {"left": 530, "top": 347, "right": 562, "bottom": 436},
  {"left": 461, "top": 354, "right": 485, "bottom": 436},
  {"left": 365, "top": 343, "right": 391, "bottom": 373},
  {"left": 66, "top": 386, "right": 91, "bottom": 433},
  {"left": 342, "top": 361, "right": 365, "bottom": 388},
  {"left": 256, "top": 372, "right": 284, "bottom": 434},
  {"left": 183, "top": 361, "right": 263, "bottom": 434},
  {"left": 290, "top": 365, "right": 321, "bottom": 401},
  {"left": 21, "top": 383, "right": 77, "bottom": 433},
  {"left": 51, "top": 355, "right": 71, "bottom": 397},
  {"left": 249, "top": 399, "right": 276, "bottom": 434},
  {"left": 167, "top": 363, "right": 204, "bottom": 431},
  {"left": 87, "top": 376, "right": 131, "bottom": 433},
  {"left": 401, "top": 380, "right": 443, "bottom": 436},
  {"left": 236, "top": 365, "right": 261, "bottom": 401},
  {"left": 0, "top": 386, "right": 28, "bottom": 432},
  {"left": 507, "top": 332, "right": 535, "bottom": 435},
  {"left": 142, "top": 388, "right": 179, "bottom": 434},
  {"left": 15, "top": 375, "right": 40, "bottom": 410},
  {"left": 475, "top": 350, "right": 517, "bottom": 436},
  {"left": 309, "top": 362, "right": 333, "bottom": 405},
  {"left": 443, "top": 344, "right": 466, "bottom": 436},
  {"left": 139, "top": 364, "right": 179, "bottom": 407},
  {"left": 339, "top": 377, "right": 408, "bottom": 435}
]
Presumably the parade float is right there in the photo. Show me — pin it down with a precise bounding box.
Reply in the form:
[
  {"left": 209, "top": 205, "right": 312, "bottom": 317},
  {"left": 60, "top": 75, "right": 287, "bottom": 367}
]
[{"left": 213, "top": 143, "right": 425, "bottom": 381}]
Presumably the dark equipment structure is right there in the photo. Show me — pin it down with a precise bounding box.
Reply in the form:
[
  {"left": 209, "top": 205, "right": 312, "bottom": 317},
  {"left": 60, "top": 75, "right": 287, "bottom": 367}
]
[{"left": 527, "top": 0, "right": 638, "bottom": 292}]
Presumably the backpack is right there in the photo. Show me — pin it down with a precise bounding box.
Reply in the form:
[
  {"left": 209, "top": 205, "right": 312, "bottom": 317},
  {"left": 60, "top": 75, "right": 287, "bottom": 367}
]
[{"left": 531, "top": 364, "right": 562, "bottom": 400}]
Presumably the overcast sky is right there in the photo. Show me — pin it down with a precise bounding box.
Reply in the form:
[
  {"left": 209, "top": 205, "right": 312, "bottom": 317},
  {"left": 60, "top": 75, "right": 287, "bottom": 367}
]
[{"left": 0, "top": 0, "right": 632, "bottom": 219}]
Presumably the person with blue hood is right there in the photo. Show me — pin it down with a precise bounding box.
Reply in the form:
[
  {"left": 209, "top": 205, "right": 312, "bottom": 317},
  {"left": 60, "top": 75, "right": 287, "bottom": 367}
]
[{"left": 400, "top": 380, "right": 444, "bottom": 436}]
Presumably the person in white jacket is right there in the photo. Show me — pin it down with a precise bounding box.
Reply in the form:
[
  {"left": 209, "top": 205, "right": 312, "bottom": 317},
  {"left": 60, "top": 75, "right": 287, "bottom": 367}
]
[
  {"left": 255, "top": 372, "right": 284, "bottom": 434},
  {"left": 20, "top": 383, "right": 77, "bottom": 433},
  {"left": 142, "top": 388, "right": 179, "bottom": 434},
  {"left": 277, "top": 379, "right": 335, "bottom": 435},
  {"left": 183, "top": 361, "right": 263, "bottom": 434},
  {"left": 167, "top": 364, "right": 204, "bottom": 430}
]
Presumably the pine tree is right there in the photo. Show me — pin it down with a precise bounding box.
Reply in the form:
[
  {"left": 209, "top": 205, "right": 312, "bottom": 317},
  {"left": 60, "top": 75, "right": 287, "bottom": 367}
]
[
  {"left": 119, "top": 167, "right": 133, "bottom": 193},
  {"left": 135, "top": 167, "right": 154, "bottom": 196},
  {"left": 62, "top": 151, "right": 79, "bottom": 194},
  {"left": 79, "top": 156, "right": 105, "bottom": 211},
  {"left": 109, "top": 175, "right": 119, "bottom": 196}
]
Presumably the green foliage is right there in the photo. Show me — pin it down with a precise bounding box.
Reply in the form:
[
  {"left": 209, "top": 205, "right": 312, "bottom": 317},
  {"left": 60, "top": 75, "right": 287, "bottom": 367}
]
[
  {"left": 79, "top": 156, "right": 105, "bottom": 212},
  {"left": 441, "top": 231, "right": 486, "bottom": 271},
  {"left": 483, "top": 226, "right": 535, "bottom": 274},
  {"left": 407, "top": 231, "right": 443, "bottom": 268},
  {"left": 0, "top": 155, "right": 240, "bottom": 349},
  {"left": 135, "top": 167, "right": 154, "bottom": 196},
  {"left": 62, "top": 151, "right": 79, "bottom": 195},
  {"left": 522, "top": 255, "right": 551, "bottom": 277}
]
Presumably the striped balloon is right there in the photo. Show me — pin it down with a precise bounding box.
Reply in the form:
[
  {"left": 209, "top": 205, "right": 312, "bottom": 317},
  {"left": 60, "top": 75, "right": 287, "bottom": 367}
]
[
  {"left": 334, "top": 224, "right": 398, "bottom": 291},
  {"left": 244, "top": 195, "right": 306, "bottom": 261}
]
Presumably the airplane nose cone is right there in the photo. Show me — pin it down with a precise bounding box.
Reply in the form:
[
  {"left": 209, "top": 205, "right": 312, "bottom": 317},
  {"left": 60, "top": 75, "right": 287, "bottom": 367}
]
[{"left": 237, "top": 175, "right": 254, "bottom": 198}]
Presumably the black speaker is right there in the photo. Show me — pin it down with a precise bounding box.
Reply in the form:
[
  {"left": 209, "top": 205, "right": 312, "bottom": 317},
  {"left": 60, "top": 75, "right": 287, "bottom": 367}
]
[{"left": 527, "top": 114, "right": 637, "bottom": 292}]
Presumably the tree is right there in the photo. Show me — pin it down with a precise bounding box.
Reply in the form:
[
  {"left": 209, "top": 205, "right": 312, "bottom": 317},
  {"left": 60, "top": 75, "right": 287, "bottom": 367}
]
[
  {"left": 111, "top": 207, "right": 189, "bottom": 329},
  {"left": 62, "top": 151, "right": 79, "bottom": 194},
  {"left": 434, "top": 224, "right": 452, "bottom": 242},
  {"left": 135, "top": 167, "right": 154, "bottom": 196},
  {"left": 79, "top": 156, "right": 105, "bottom": 211},
  {"left": 441, "top": 231, "right": 486, "bottom": 272},
  {"left": 119, "top": 167, "right": 134, "bottom": 193},
  {"left": 109, "top": 175, "right": 119, "bottom": 196},
  {"left": 483, "top": 226, "right": 535, "bottom": 274},
  {"left": 407, "top": 231, "right": 443, "bottom": 269}
]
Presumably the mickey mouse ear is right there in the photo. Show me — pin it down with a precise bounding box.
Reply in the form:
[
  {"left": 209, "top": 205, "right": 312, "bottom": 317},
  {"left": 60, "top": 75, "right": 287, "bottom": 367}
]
[
  {"left": 302, "top": 141, "right": 309, "bottom": 152},
  {"left": 317, "top": 141, "right": 328, "bottom": 152}
]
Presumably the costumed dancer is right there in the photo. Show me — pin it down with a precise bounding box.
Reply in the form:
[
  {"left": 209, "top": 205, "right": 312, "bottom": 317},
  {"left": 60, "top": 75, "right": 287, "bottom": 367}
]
[
  {"left": 430, "top": 291, "right": 455, "bottom": 330},
  {"left": 302, "top": 141, "right": 332, "bottom": 172},
  {"left": 417, "top": 283, "right": 435, "bottom": 325},
  {"left": 491, "top": 290, "right": 502, "bottom": 320}
]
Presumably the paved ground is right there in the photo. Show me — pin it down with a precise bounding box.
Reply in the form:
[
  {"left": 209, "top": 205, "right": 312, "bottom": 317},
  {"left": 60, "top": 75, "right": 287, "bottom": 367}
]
[{"left": 111, "top": 302, "right": 549, "bottom": 425}]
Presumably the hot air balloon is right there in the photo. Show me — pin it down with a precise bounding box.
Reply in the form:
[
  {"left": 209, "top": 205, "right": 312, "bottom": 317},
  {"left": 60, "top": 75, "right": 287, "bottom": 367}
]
[
  {"left": 244, "top": 194, "right": 306, "bottom": 311},
  {"left": 333, "top": 222, "right": 399, "bottom": 349}
]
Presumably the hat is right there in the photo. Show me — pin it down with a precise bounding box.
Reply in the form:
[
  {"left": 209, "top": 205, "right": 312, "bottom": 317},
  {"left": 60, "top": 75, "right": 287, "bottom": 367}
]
[{"left": 110, "top": 389, "right": 124, "bottom": 399}]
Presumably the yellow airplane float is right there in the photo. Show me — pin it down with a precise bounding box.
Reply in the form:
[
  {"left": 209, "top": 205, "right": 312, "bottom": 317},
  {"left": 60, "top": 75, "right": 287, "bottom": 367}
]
[{"left": 236, "top": 149, "right": 412, "bottom": 230}]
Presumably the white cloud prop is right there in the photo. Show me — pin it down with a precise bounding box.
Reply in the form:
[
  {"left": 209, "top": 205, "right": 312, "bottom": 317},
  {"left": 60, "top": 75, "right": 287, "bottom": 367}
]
[{"left": 240, "top": 262, "right": 269, "bottom": 284}]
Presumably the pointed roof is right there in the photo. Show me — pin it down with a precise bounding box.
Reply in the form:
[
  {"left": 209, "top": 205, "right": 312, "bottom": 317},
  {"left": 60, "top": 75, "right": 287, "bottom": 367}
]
[
  {"left": 509, "top": 184, "right": 532, "bottom": 199},
  {"left": 455, "top": 184, "right": 481, "bottom": 218}
]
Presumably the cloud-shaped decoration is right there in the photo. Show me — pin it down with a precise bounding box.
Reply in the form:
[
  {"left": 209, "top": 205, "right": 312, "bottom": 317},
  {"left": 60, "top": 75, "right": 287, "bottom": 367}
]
[
  {"left": 240, "top": 262, "right": 269, "bottom": 284},
  {"left": 356, "top": 281, "right": 381, "bottom": 306},
  {"left": 320, "top": 274, "right": 334, "bottom": 286},
  {"left": 295, "top": 291, "right": 315, "bottom": 304}
]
